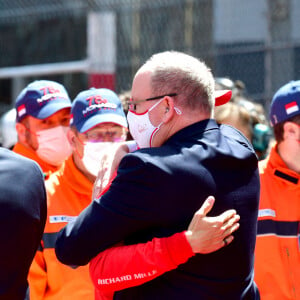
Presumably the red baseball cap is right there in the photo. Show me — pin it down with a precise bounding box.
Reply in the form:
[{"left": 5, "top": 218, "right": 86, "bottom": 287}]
[{"left": 214, "top": 90, "right": 232, "bottom": 106}]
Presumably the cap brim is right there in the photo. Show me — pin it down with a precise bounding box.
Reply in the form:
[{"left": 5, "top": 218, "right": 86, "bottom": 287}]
[
  {"left": 214, "top": 90, "right": 232, "bottom": 106},
  {"left": 35, "top": 99, "right": 71, "bottom": 119},
  {"left": 77, "top": 113, "right": 128, "bottom": 133}
]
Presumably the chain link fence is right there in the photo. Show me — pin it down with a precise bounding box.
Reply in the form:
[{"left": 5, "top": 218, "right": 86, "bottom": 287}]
[{"left": 0, "top": 0, "right": 299, "bottom": 114}]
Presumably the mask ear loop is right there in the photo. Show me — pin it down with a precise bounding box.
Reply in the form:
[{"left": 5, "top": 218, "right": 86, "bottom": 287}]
[
  {"left": 149, "top": 98, "right": 182, "bottom": 147},
  {"left": 147, "top": 98, "right": 165, "bottom": 147},
  {"left": 149, "top": 125, "right": 162, "bottom": 148},
  {"left": 174, "top": 107, "right": 182, "bottom": 115},
  {"left": 148, "top": 98, "right": 165, "bottom": 112}
]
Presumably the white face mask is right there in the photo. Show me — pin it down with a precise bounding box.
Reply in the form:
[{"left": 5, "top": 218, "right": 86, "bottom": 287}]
[
  {"left": 82, "top": 142, "right": 115, "bottom": 177},
  {"left": 127, "top": 99, "right": 164, "bottom": 148},
  {"left": 36, "top": 126, "right": 72, "bottom": 166}
]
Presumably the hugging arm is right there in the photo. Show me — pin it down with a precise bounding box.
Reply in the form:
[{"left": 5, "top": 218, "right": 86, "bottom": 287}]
[{"left": 89, "top": 196, "right": 240, "bottom": 294}]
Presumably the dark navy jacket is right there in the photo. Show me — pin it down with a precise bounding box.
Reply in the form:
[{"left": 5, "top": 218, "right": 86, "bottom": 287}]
[
  {"left": 0, "top": 148, "right": 46, "bottom": 300},
  {"left": 56, "top": 119, "right": 260, "bottom": 299}
]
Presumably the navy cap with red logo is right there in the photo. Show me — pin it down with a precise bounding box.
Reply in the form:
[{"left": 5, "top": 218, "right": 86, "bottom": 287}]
[
  {"left": 270, "top": 80, "right": 300, "bottom": 126},
  {"left": 15, "top": 80, "right": 71, "bottom": 122},
  {"left": 70, "top": 88, "right": 128, "bottom": 133}
]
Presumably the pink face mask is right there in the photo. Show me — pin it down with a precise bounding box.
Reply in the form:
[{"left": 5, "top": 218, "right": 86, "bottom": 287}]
[{"left": 36, "top": 126, "right": 72, "bottom": 166}]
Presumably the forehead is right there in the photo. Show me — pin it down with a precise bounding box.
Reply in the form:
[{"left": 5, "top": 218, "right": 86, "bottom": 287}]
[
  {"left": 52, "top": 107, "right": 71, "bottom": 117},
  {"left": 27, "top": 108, "right": 70, "bottom": 124},
  {"left": 132, "top": 69, "right": 152, "bottom": 99},
  {"left": 86, "top": 122, "right": 123, "bottom": 132}
]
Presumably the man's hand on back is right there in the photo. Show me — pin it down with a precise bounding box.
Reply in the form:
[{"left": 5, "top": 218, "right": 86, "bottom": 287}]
[{"left": 185, "top": 196, "right": 240, "bottom": 254}]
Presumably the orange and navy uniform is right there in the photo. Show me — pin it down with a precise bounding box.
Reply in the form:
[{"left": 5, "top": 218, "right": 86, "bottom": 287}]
[
  {"left": 254, "top": 145, "right": 300, "bottom": 300},
  {"left": 28, "top": 156, "right": 94, "bottom": 300},
  {"left": 13, "top": 142, "right": 60, "bottom": 179}
]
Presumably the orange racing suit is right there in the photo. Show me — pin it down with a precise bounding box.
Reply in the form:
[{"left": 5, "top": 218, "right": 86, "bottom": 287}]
[
  {"left": 28, "top": 156, "right": 94, "bottom": 300},
  {"left": 254, "top": 145, "right": 300, "bottom": 300}
]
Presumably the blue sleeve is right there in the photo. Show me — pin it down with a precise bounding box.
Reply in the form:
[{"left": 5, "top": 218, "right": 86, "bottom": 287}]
[
  {"left": 0, "top": 149, "right": 47, "bottom": 298},
  {"left": 55, "top": 153, "right": 165, "bottom": 266}
]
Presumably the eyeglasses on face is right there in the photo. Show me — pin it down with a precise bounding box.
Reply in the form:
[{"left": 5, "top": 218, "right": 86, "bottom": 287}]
[
  {"left": 127, "top": 93, "right": 177, "bottom": 111},
  {"left": 83, "top": 127, "right": 126, "bottom": 143}
]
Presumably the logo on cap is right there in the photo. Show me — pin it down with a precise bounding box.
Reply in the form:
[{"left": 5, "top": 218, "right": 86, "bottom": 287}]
[
  {"left": 285, "top": 101, "right": 299, "bottom": 115},
  {"left": 17, "top": 104, "right": 26, "bottom": 118},
  {"left": 82, "top": 95, "right": 117, "bottom": 117},
  {"left": 37, "top": 86, "right": 68, "bottom": 106}
]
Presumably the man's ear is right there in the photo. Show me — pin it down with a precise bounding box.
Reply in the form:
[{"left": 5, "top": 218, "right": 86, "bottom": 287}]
[
  {"left": 67, "top": 129, "right": 77, "bottom": 150},
  {"left": 15, "top": 122, "right": 27, "bottom": 144},
  {"left": 283, "top": 122, "right": 299, "bottom": 140},
  {"left": 162, "top": 96, "right": 175, "bottom": 123}
]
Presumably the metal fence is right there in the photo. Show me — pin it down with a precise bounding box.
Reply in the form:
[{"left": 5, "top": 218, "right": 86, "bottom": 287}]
[{"left": 0, "top": 0, "right": 299, "bottom": 114}]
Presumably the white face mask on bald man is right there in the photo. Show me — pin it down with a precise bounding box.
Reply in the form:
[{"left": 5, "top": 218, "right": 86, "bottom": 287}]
[
  {"left": 127, "top": 98, "right": 165, "bottom": 148},
  {"left": 127, "top": 98, "right": 182, "bottom": 148}
]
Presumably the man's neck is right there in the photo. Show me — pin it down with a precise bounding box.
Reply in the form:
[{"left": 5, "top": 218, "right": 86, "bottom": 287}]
[
  {"left": 72, "top": 154, "right": 96, "bottom": 183},
  {"left": 153, "top": 111, "right": 210, "bottom": 147}
]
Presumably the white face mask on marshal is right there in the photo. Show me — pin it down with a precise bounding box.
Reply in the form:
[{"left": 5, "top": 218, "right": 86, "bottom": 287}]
[
  {"left": 82, "top": 142, "right": 115, "bottom": 177},
  {"left": 36, "top": 126, "right": 72, "bottom": 166},
  {"left": 127, "top": 99, "right": 164, "bottom": 148}
]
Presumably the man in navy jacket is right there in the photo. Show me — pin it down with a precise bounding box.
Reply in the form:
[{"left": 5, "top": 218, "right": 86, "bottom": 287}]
[
  {"left": 0, "top": 148, "right": 46, "bottom": 299},
  {"left": 56, "top": 51, "right": 260, "bottom": 299}
]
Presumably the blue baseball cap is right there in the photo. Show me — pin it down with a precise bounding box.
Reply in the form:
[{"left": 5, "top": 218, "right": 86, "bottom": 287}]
[
  {"left": 270, "top": 80, "right": 300, "bottom": 126},
  {"left": 70, "top": 88, "right": 128, "bottom": 133},
  {"left": 15, "top": 80, "right": 71, "bottom": 122}
]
